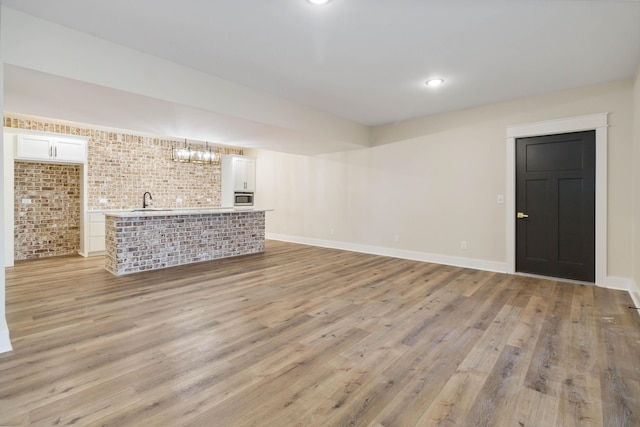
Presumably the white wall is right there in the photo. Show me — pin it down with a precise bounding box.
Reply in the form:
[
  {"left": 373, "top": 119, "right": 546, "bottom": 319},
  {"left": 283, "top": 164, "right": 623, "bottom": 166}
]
[
  {"left": 2, "top": 133, "right": 13, "bottom": 267},
  {"left": 0, "top": 5, "right": 13, "bottom": 353},
  {"left": 255, "top": 79, "right": 635, "bottom": 279}
]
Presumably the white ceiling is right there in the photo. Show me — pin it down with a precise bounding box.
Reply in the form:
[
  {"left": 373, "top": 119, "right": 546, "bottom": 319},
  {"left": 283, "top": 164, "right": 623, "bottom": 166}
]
[{"left": 3, "top": 0, "right": 640, "bottom": 151}]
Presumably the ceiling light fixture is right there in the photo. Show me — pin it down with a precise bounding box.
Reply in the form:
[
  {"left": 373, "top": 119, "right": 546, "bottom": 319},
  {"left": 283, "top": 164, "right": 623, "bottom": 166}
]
[
  {"left": 307, "top": 0, "right": 331, "bottom": 5},
  {"left": 426, "top": 78, "right": 444, "bottom": 87},
  {"left": 171, "top": 139, "right": 221, "bottom": 164}
]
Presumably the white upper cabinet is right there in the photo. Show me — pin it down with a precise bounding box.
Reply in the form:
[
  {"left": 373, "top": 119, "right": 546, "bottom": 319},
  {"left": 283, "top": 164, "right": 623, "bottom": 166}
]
[
  {"left": 53, "top": 137, "right": 87, "bottom": 162},
  {"left": 15, "top": 133, "right": 87, "bottom": 163},
  {"left": 15, "top": 134, "right": 51, "bottom": 160},
  {"left": 232, "top": 157, "right": 256, "bottom": 192}
]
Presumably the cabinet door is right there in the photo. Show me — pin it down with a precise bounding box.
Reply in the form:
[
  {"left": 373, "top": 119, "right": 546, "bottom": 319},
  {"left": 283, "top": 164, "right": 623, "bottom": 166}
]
[
  {"left": 88, "top": 213, "right": 106, "bottom": 253},
  {"left": 16, "top": 134, "right": 52, "bottom": 160},
  {"left": 233, "top": 158, "right": 248, "bottom": 191},
  {"left": 54, "top": 138, "right": 86, "bottom": 162},
  {"left": 232, "top": 158, "right": 256, "bottom": 192},
  {"left": 244, "top": 158, "right": 256, "bottom": 192}
]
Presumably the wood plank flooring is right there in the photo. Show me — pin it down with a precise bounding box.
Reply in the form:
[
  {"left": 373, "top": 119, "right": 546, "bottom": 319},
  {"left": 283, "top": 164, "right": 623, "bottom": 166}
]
[{"left": 1, "top": 240, "right": 639, "bottom": 426}]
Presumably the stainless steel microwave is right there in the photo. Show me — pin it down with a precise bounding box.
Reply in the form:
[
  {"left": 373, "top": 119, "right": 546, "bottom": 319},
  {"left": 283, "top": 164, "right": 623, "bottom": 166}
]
[{"left": 234, "top": 192, "right": 254, "bottom": 206}]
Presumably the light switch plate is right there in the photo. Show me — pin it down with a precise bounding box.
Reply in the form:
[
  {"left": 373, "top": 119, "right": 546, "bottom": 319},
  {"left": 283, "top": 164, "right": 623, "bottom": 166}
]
[{"left": 497, "top": 195, "right": 504, "bottom": 204}]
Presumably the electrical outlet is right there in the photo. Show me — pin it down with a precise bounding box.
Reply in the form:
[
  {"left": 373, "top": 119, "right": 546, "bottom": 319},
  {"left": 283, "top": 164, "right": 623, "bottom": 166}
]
[
  {"left": 497, "top": 195, "right": 504, "bottom": 204},
  {"left": 330, "top": 228, "right": 335, "bottom": 235},
  {"left": 176, "top": 197, "right": 183, "bottom": 204},
  {"left": 394, "top": 234, "right": 400, "bottom": 242},
  {"left": 99, "top": 198, "right": 108, "bottom": 204},
  {"left": 21, "top": 199, "right": 32, "bottom": 204},
  {"left": 461, "top": 241, "right": 467, "bottom": 250}
]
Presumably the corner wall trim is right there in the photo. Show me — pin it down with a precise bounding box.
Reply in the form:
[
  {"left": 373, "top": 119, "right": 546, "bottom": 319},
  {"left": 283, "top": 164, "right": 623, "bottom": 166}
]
[
  {"left": 633, "top": 282, "right": 640, "bottom": 312},
  {"left": 602, "top": 276, "right": 640, "bottom": 310},
  {"left": 266, "top": 233, "right": 508, "bottom": 274},
  {"left": 0, "top": 318, "right": 12, "bottom": 354}
]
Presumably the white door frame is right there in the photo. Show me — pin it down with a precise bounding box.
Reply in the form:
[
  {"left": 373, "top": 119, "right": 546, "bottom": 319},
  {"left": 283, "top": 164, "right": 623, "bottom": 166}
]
[{"left": 506, "top": 113, "right": 608, "bottom": 285}]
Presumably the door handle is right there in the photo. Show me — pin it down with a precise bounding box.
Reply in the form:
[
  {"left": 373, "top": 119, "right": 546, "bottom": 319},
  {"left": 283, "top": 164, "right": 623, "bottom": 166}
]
[{"left": 517, "top": 212, "right": 529, "bottom": 219}]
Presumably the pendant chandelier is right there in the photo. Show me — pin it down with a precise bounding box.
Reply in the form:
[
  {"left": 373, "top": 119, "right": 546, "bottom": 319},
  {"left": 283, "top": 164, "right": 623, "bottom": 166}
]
[{"left": 171, "top": 139, "right": 220, "bottom": 164}]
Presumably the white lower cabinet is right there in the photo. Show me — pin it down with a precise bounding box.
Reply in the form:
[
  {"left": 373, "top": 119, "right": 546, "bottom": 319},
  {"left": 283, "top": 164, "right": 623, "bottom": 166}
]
[{"left": 87, "top": 213, "right": 105, "bottom": 255}]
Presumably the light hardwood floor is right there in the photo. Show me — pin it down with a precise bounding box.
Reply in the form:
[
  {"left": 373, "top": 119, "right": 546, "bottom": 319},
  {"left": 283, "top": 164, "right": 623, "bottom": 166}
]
[{"left": 1, "top": 240, "right": 639, "bottom": 426}]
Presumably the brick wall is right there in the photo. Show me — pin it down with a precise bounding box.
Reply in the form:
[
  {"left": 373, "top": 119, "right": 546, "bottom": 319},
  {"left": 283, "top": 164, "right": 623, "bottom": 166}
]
[
  {"left": 14, "top": 162, "right": 81, "bottom": 260},
  {"left": 4, "top": 115, "right": 243, "bottom": 210},
  {"left": 105, "top": 211, "right": 266, "bottom": 275}
]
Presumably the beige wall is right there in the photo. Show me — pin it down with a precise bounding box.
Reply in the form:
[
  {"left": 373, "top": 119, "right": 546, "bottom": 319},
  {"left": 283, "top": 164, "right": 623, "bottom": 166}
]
[{"left": 255, "top": 79, "right": 635, "bottom": 279}]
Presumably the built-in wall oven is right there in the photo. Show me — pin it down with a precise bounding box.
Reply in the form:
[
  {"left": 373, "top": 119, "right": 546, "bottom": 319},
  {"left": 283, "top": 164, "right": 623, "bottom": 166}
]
[{"left": 234, "top": 192, "right": 254, "bottom": 206}]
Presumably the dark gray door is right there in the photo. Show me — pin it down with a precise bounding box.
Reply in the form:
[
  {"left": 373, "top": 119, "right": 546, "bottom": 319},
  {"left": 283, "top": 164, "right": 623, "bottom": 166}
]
[{"left": 516, "top": 131, "right": 596, "bottom": 282}]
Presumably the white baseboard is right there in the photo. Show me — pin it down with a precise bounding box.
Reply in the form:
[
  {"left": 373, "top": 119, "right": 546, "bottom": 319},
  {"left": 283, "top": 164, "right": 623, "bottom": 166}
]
[
  {"left": 78, "top": 250, "right": 105, "bottom": 258},
  {"left": 0, "top": 317, "right": 12, "bottom": 354},
  {"left": 603, "top": 276, "right": 633, "bottom": 292},
  {"left": 629, "top": 279, "right": 640, "bottom": 310},
  {"left": 266, "top": 233, "right": 508, "bottom": 273}
]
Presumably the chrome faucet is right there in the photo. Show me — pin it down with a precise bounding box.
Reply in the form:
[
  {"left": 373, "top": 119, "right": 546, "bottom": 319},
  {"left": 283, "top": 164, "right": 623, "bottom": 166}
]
[{"left": 143, "top": 192, "right": 153, "bottom": 208}]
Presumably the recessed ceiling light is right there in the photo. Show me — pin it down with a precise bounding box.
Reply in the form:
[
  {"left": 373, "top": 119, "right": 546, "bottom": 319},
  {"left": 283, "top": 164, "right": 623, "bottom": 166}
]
[
  {"left": 307, "top": 0, "right": 331, "bottom": 5},
  {"left": 426, "top": 78, "right": 444, "bottom": 87}
]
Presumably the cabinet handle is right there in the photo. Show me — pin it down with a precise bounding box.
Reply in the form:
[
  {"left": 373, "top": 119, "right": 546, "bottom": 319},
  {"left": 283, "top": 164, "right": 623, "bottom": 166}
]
[
  {"left": 54, "top": 146, "right": 57, "bottom": 158},
  {"left": 49, "top": 146, "right": 52, "bottom": 157}
]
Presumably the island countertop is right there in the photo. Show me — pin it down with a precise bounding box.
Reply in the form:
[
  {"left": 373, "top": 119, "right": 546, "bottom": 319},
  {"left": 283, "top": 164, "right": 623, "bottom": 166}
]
[{"left": 98, "top": 207, "right": 272, "bottom": 218}]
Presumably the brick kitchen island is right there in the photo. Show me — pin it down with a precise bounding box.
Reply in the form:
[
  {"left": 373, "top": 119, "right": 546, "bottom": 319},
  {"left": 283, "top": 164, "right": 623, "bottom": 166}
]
[{"left": 104, "top": 208, "right": 267, "bottom": 275}]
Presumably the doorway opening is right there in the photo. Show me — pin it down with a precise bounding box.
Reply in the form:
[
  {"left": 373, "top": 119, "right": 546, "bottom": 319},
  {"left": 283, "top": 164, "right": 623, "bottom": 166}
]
[{"left": 14, "top": 161, "right": 82, "bottom": 260}]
